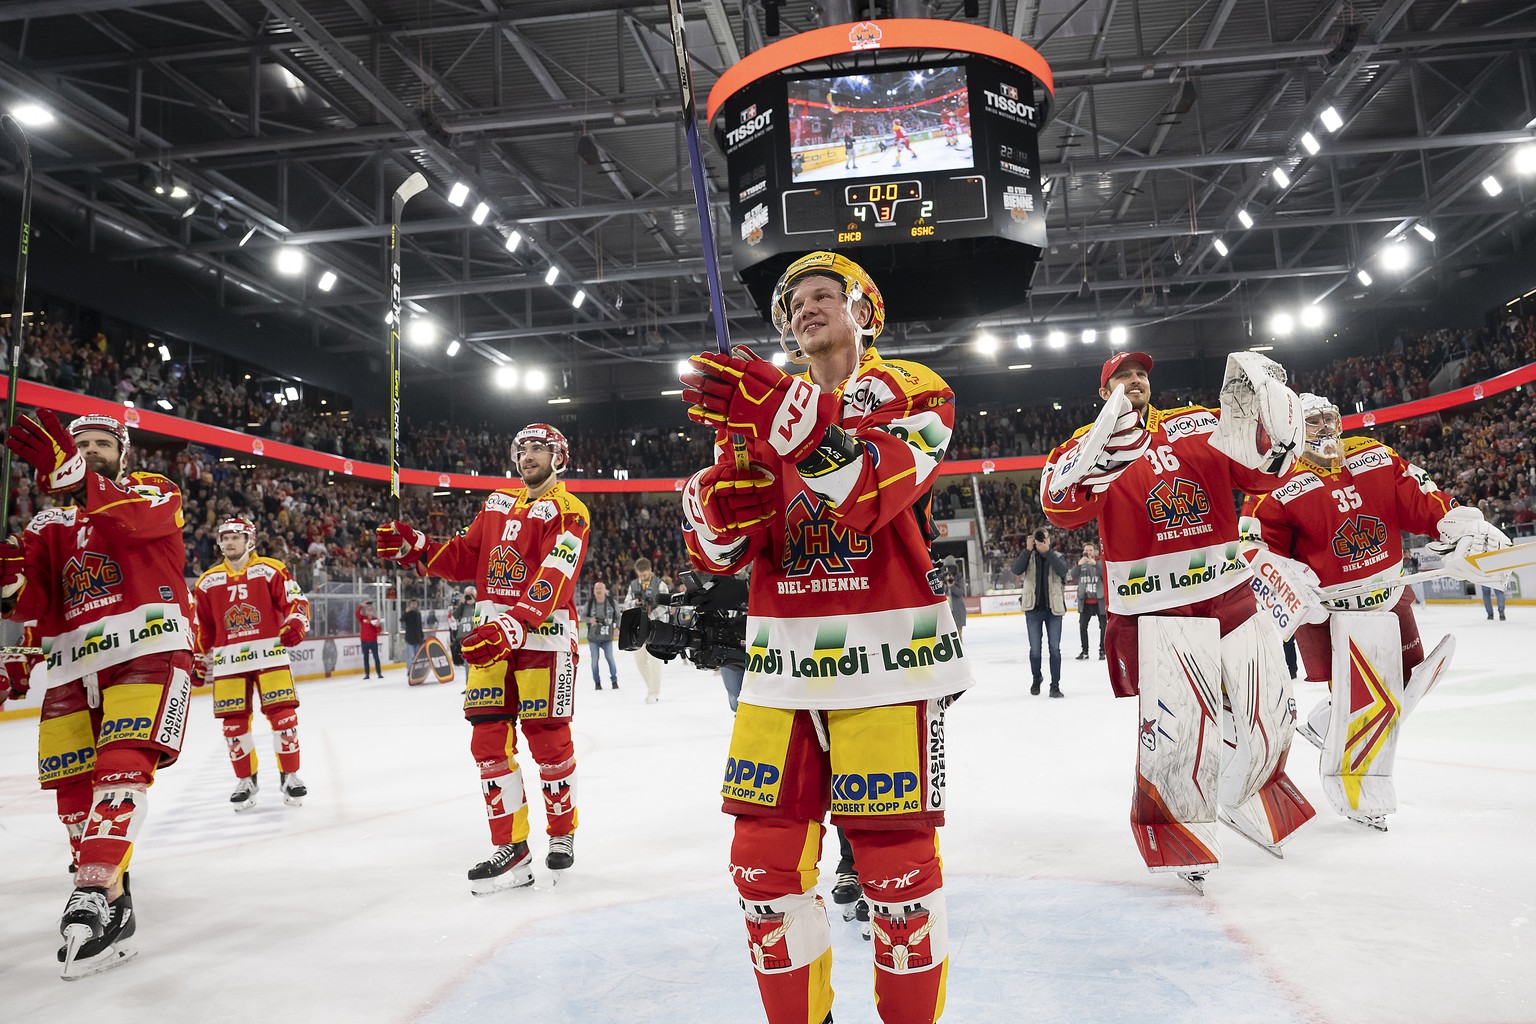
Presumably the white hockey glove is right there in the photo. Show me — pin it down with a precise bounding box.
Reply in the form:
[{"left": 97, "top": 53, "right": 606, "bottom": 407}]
[
  {"left": 1209, "top": 352, "right": 1303, "bottom": 476},
  {"left": 1429, "top": 507, "right": 1514, "bottom": 589},
  {"left": 1043, "top": 385, "right": 1148, "bottom": 495}
]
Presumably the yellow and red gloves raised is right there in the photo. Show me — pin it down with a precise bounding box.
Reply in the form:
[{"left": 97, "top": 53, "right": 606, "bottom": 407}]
[
  {"left": 460, "top": 613, "right": 527, "bottom": 666},
  {"left": 1, "top": 536, "right": 25, "bottom": 604},
  {"left": 5, "top": 409, "right": 86, "bottom": 495},
  {"left": 683, "top": 462, "right": 778, "bottom": 541},
  {"left": 279, "top": 616, "right": 307, "bottom": 648},
  {"left": 680, "top": 346, "right": 832, "bottom": 462},
  {"left": 375, "top": 520, "right": 428, "bottom": 566}
]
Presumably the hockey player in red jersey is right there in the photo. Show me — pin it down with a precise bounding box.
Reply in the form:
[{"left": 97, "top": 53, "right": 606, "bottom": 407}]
[
  {"left": 1041, "top": 351, "right": 1315, "bottom": 893},
  {"left": 376, "top": 423, "right": 589, "bottom": 893},
  {"left": 679, "top": 251, "right": 968, "bottom": 1024},
  {"left": 1241, "top": 392, "right": 1512, "bottom": 830},
  {"left": 890, "top": 117, "right": 917, "bottom": 166},
  {"left": 193, "top": 516, "right": 311, "bottom": 812},
  {"left": 3, "top": 410, "right": 194, "bottom": 978}
]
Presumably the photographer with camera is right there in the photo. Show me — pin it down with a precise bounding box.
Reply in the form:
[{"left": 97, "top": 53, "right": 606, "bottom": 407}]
[
  {"left": 678, "top": 251, "right": 969, "bottom": 1024},
  {"left": 623, "top": 559, "right": 669, "bottom": 704},
  {"left": 1069, "top": 541, "right": 1107, "bottom": 661},
  {"left": 942, "top": 556, "right": 967, "bottom": 640},
  {"left": 1012, "top": 527, "right": 1068, "bottom": 697},
  {"left": 584, "top": 581, "right": 619, "bottom": 691}
]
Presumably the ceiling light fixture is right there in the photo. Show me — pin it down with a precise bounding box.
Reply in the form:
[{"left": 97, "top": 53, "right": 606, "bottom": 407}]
[
  {"left": 448, "top": 182, "right": 470, "bottom": 207},
  {"left": 1320, "top": 106, "right": 1343, "bottom": 133},
  {"left": 1213, "top": 237, "right": 1229, "bottom": 257},
  {"left": 1300, "top": 132, "right": 1320, "bottom": 155},
  {"left": 505, "top": 230, "right": 522, "bottom": 252},
  {"left": 1237, "top": 209, "right": 1254, "bottom": 229},
  {"left": 1271, "top": 166, "right": 1291, "bottom": 189},
  {"left": 1412, "top": 223, "right": 1436, "bottom": 242},
  {"left": 544, "top": 266, "right": 559, "bottom": 285},
  {"left": 446, "top": 339, "right": 461, "bottom": 357},
  {"left": 317, "top": 270, "right": 337, "bottom": 292},
  {"left": 471, "top": 202, "right": 490, "bottom": 225}
]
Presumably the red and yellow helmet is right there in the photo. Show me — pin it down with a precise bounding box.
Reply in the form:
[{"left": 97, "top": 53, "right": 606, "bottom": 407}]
[
  {"left": 769, "top": 251, "right": 886, "bottom": 363},
  {"left": 514, "top": 422, "right": 570, "bottom": 473}
]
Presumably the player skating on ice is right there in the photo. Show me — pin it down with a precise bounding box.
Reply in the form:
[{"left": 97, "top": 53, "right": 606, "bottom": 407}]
[
  {"left": 890, "top": 118, "right": 917, "bottom": 167},
  {"left": 1240, "top": 392, "right": 1512, "bottom": 831},
  {"left": 376, "top": 423, "right": 589, "bottom": 893},
  {"left": 1041, "top": 352, "right": 1315, "bottom": 894},
  {"left": 844, "top": 131, "right": 858, "bottom": 170},
  {"left": 679, "top": 251, "right": 968, "bottom": 1024},
  {"left": 192, "top": 517, "right": 311, "bottom": 812},
  {"left": 2, "top": 411, "right": 196, "bottom": 978},
  {"left": 940, "top": 108, "right": 957, "bottom": 148}
]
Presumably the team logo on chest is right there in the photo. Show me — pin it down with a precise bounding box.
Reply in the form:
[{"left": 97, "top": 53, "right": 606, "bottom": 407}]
[
  {"left": 486, "top": 545, "right": 528, "bottom": 586},
  {"left": 1145, "top": 477, "right": 1210, "bottom": 530},
  {"left": 62, "top": 552, "right": 123, "bottom": 609},
  {"left": 782, "top": 493, "right": 872, "bottom": 577},
  {"left": 1332, "top": 514, "right": 1388, "bottom": 560},
  {"left": 224, "top": 603, "right": 262, "bottom": 633}
]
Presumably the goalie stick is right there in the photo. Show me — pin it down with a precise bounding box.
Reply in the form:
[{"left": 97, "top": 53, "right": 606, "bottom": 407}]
[
  {"left": 1, "top": 115, "right": 33, "bottom": 539},
  {"left": 1320, "top": 540, "right": 1536, "bottom": 602},
  {"left": 665, "top": 0, "right": 748, "bottom": 470},
  {"left": 387, "top": 172, "right": 429, "bottom": 503}
]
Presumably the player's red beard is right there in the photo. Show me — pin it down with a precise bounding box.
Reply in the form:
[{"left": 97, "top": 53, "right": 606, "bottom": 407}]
[
  {"left": 519, "top": 461, "right": 553, "bottom": 489},
  {"left": 80, "top": 450, "right": 122, "bottom": 479}
]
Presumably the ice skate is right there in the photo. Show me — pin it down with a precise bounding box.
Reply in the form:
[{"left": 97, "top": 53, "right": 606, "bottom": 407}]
[
  {"left": 1347, "top": 812, "right": 1388, "bottom": 833},
  {"left": 831, "top": 871, "right": 860, "bottom": 912},
  {"left": 230, "top": 774, "right": 258, "bottom": 812},
  {"left": 468, "top": 841, "right": 535, "bottom": 895},
  {"left": 546, "top": 834, "right": 574, "bottom": 882},
  {"left": 1178, "top": 871, "right": 1207, "bottom": 896},
  {"left": 58, "top": 877, "right": 137, "bottom": 980},
  {"left": 280, "top": 772, "right": 307, "bottom": 807}
]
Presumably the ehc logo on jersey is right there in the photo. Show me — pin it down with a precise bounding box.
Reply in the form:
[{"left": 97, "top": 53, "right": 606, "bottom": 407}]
[
  {"left": 1145, "top": 478, "right": 1210, "bottom": 530},
  {"left": 224, "top": 602, "right": 262, "bottom": 633},
  {"left": 1332, "top": 514, "right": 1388, "bottom": 560},
  {"left": 782, "top": 493, "right": 871, "bottom": 576},
  {"left": 486, "top": 545, "right": 527, "bottom": 587},
  {"left": 62, "top": 552, "right": 123, "bottom": 609}
]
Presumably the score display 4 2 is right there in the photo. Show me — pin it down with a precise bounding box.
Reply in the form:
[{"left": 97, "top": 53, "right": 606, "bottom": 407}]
[{"left": 781, "top": 175, "right": 989, "bottom": 242}]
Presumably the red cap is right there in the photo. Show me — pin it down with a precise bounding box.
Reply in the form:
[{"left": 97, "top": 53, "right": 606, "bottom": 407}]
[{"left": 1100, "top": 351, "right": 1154, "bottom": 389}]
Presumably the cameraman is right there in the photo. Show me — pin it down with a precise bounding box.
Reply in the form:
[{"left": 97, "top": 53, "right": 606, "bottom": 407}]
[
  {"left": 1011, "top": 527, "right": 1068, "bottom": 697},
  {"left": 623, "top": 558, "right": 669, "bottom": 704},
  {"left": 1069, "top": 541, "right": 1106, "bottom": 661}
]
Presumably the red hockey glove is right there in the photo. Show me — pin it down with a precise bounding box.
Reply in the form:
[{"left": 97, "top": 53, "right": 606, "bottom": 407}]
[
  {"left": 460, "top": 614, "right": 527, "bottom": 666},
  {"left": 279, "top": 616, "right": 307, "bottom": 648},
  {"left": 1, "top": 536, "right": 25, "bottom": 603},
  {"left": 0, "top": 653, "right": 32, "bottom": 703},
  {"left": 375, "top": 520, "right": 428, "bottom": 566},
  {"left": 190, "top": 654, "right": 213, "bottom": 687},
  {"left": 681, "top": 346, "right": 831, "bottom": 462},
  {"left": 684, "top": 462, "right": 778, "bottom": 541},
  {"left": 5, "top": 409, "right": 87, "bottom": 495}
]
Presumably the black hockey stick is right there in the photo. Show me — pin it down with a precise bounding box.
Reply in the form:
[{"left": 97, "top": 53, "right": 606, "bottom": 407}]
[
  {"left": 1, "top": 115, "right": 32, "bottom": 538},
  {"left": 666, "top": 0, "right": 748, "bottom": 470},
  {"left": 387, "top": 172, "right": 428, "bottom": 504}
]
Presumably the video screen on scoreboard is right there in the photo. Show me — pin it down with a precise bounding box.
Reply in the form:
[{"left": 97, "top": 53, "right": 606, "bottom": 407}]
[{"left": 786, "top": 65, "right": 975, "bottom": 184}]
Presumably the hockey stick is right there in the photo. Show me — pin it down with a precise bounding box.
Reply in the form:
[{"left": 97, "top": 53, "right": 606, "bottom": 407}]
[
  {"left": 665, "top": 0, "right": 748, "bottom": 471},
  {"left": 387, "top": 172, "right": 429, "bottom": 504},
  {"left": 1318, "top": 539, "right": 1536, "bottom": 601},
  {"left": 1, "top": 115, "right": 32, "bottom": 538}
]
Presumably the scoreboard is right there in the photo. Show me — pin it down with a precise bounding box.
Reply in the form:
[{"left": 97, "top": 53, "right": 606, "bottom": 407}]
[{"left": 708, "top": 20, "right": 1053, "bottom": 323}]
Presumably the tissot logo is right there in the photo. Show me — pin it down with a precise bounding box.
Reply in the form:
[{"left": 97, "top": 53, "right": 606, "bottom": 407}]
[
  {"left": 726, "top": 108, "right": 774, "bottom": 149},
  {"left": 982, "top": 88, "right": 1038, "bottom": 123}
]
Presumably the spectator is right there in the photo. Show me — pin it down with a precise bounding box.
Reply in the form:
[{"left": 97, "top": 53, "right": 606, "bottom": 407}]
[
  {"left": 1482, "top": 585, "right": 1507, "bottom": 622},
  {"left": 401, "top": 599, "right": 424, "bottom": 669},
  {"left": 356, "top": 601, "right": 383, "bottom": 679},
  {"left": 585, "top": 581, "right": 620, "bottom": 691},
  {"left": 1068, "top": 540, "right": 1106, "bottom": 661},
  {"left": 942, "top": 556, "right": 967, "bottom": 640},
  {"left": 1012, "top": 527, "right": 1068, "bottom": 697},
  {"left": 449, "top": 585, "right": 476, "bottom": 670}
]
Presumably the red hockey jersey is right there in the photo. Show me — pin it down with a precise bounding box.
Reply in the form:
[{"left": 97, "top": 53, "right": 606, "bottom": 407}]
[
  {"left": 419, "top": 482, "right": 590, "bottom": 652},
  {"left": 13, "top": 471, "right": 192, "bottom": 686},
  {"left": 1242, "top": 436, "right": 1457, "bottom": 610},
  {"left": 1042, "top": 404, "right": 1285, "bottom": 616},
  {"left": 193, "top": 556, "right": 310, "bottom": 677},
  {"left": 684, "top": 346, "right": 969, "bottom": 710}
]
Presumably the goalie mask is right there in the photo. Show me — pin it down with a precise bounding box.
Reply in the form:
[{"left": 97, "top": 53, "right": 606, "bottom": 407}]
[
  {"left": 217, "top": 517, "right": 258, "bottom": 557},
  {"left": 68, "top": 413, "right": 130, "bottom": 479},
  {"left": 1299, "top": 393, "right": 1342, "bottom": 467},
  {"left": 514, "top": 423, "right": 569, "bottom": 474},
  {"left": 769, "top": 251, "right": 886, "bottom": 364}
]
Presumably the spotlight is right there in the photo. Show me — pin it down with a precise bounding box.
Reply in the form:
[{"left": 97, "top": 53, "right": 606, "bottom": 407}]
[
  {"left": 1109, "top": 326, "right": 1128, "bottom": 346},
  {"left": 1320, "top": 106, "right": 1343, "bottom": 133},
  {"left": 158, "top": 344, "right": 171, "bottom": 362},
  {"left": 544, "top": 266, "right": 559, "bottom": 285},
  {"left": 1300, "top": 132, "right": 1320, "bottom": 155},
  {"left": 448, "top": 182, "right": 470, "bottom": 207},
  {"left": 975, "top": 333, "right": 998, "bottom": 355},
  {"left": 1213, "top": 238, "right": 1229, "bottom": 257},
  {"left": 1412, "top": 223, "right": 1436, "bottom": 242},
  {"left": 1516, "top": 144, "right": 1536, "bottom": 175},
  {"left": 1008, "top": 363, "right": 1033, "bottom": 371},
  {"left": 1271, "top": 166, "right": 1291, "bottom": 189},
  {"left": 771, "top": 351, "right": 788, "bottom": 366},
  {"left": 1481, "top": 175, "right": 1503, "bottom": 197},
  {"left": 275, "top": 247, "right": 305, "bottom": 275},
  {"left": 446, "top": 339, "right": 461, "bottom": 357},
  {"left": 505, "top": 230, "right": 523, "bottom": 252},
  {"left": 1270, "top": 313, "right": 1294, "bottom": 336},
  {"left": 170, "top": 184, "right": 189, "bottom": 200},
  {"left": 1047, "top": 330, "right": 1066, "bottom": 349},
  {"left": 1299, "top": 305, "right": 1325, "bottom": 329},
  {"left": 317, "top": 271, "right": 337, "bottom": 292},
  {"left": 1081, "top": 329, "right": 1097, "bottom": 345},
  {"left": 572, "top": 290, "right": 586, "bottom": 309},
  {"left": 1357, "top": 269, "right": 1373, "bottom": 286},
  {"left": 8, "top": 103, "right": 54, "bottom": 126},
  {"left": 471, "top": 202, "right": 490, "bottom": 225},
  {"left": 284, "top": 386, "right": 299, "bottom": 401},
  {"left": 495, "top": 366, "right": 519, "bottom": 389},
  {"left": 1381, "top": 242, "right": 1410, "bottom": 272},
  {"left": 1237, "top": 209, "right": 1254, "bottom": 229},
  {"left": 156, "top": 399, "right": 173, "bottom": 411},
  {"left": 1015, "top": 332, "right": 1032, "bottom": 349},
  {"left": 525, "top": 369, "right": 547, "bottom": 392},
  {"left": 407, "top": 319, "right": 437, "bottom": 345}
]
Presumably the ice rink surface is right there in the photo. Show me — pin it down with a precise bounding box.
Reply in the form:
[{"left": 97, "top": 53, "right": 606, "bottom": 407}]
[
  {"left": 792, "top": 134, "right": 975, "bottom": 184},
  {"left": 1, "top": 603, "right": 1531, "bottom": 1024}
]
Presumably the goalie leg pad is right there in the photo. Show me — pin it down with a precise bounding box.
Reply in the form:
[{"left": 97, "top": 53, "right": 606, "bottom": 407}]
[
  {"left": 1322, "top": 613, "right": 1405, "bottom": 820},
  {"left": 1218, "top": 616, "right": 1315, "bottom": 850},
  {"left": 1402, "top": 633, "right": 1455, "bottom": 717},
  {"left": 731, "top": 817, "right": 834, "bottom": 1024},
  {"left": 1132, "top": 616, "right": 1222, "bottom": 872}
]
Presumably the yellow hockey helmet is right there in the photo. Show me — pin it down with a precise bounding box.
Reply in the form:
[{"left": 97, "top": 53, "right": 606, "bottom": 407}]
[{"left": 769, "top": 251, "right": 886, "bottom": 362}]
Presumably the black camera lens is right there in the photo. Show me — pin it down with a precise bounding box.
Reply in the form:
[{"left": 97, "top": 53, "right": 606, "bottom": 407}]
[{"left": 1034, "top": 530, "right": 1047, "bottom": 542}]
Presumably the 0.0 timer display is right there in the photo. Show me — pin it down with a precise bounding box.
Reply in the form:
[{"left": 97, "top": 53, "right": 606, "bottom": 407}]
[{"left": 845, "top": 180, "right": 926, "bottom": 225}]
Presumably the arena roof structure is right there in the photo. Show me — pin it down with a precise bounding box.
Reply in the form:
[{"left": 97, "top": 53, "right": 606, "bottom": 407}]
[{"left": 2, "top": 0, "right": 1534, "bottom": 407}]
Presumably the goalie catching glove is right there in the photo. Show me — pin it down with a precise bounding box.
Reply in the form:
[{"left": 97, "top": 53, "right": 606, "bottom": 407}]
[
  {"left": 680, "top": 346, "right": 835, "bottom": 462},
  {"left": 5, "top": 409, "right": 88, "bottom": 495},
  {"left": 376, "top": 520, "right": 429, "bottom": 566},
  {"left": 683, "top": 462, "right": 778, "bottom": 542},
  {"left": 1429, "top": 506, "right": 1514, "bottom": 589},
  {"left": 460, "top": 614, "right": 528, "bottom": 666},
  {"left": 1209, "top": 352, "right": 1303, "bottom": 476}
]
